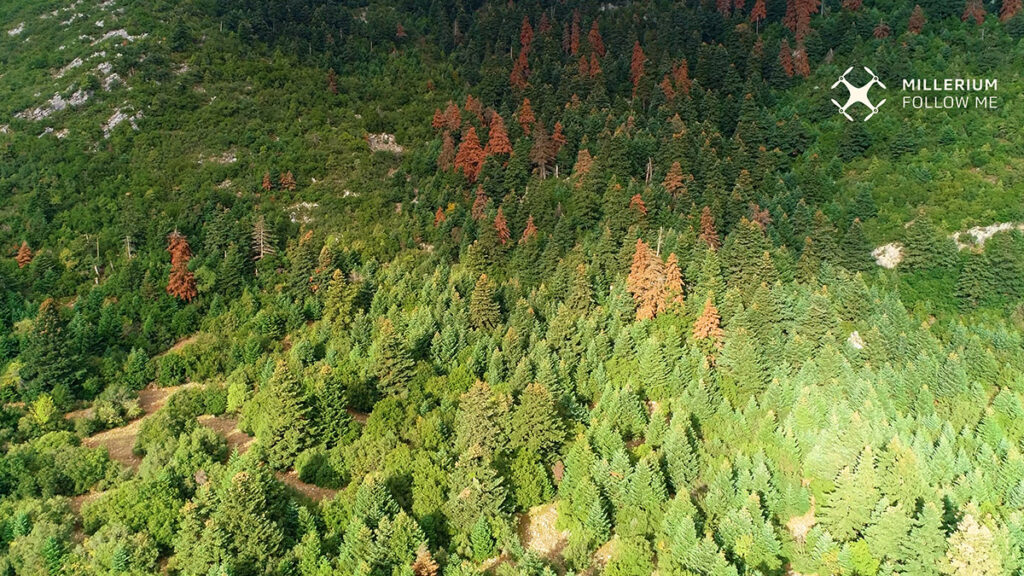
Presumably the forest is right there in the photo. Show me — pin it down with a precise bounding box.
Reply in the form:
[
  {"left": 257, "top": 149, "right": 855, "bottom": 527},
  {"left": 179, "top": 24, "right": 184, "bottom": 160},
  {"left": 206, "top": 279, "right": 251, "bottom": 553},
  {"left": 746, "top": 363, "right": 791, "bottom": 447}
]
[{"left": 2, "top": 0, "right": 1024, "bottom": 574}]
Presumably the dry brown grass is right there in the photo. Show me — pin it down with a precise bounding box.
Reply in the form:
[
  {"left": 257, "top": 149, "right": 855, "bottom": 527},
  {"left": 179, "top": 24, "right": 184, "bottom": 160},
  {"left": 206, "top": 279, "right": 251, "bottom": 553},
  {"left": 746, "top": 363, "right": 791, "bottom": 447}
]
[{"left": 785, "top": 495, "right": 817, "bottom": 544}]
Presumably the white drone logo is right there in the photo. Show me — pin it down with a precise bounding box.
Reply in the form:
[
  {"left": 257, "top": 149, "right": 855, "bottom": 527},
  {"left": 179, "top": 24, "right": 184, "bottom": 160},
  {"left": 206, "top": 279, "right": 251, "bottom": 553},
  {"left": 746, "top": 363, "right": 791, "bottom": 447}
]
[{"left": 831, "top": 66, "right": 886, "bottom": 121}]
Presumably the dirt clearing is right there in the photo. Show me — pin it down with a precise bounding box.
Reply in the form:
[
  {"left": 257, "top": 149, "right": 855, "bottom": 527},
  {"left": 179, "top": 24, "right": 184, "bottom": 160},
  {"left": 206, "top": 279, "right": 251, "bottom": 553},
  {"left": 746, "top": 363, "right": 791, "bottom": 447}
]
[
  {"left": 81, "top": 383, "right": 197, "bottom": 470},
  {"left": 196, "top": 414, "right": 339, "bottom": 502}
]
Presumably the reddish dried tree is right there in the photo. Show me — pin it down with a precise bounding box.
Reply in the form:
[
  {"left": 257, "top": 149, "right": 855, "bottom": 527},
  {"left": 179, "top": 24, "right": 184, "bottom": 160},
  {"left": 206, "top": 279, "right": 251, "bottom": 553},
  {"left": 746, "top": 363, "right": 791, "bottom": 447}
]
[
  {"left": 717, "top": 0, "right": 732, "bottom": 17},
  {"left": 166, "top": 231, "right": 197, "bottom": 302},
  {"left": 412, "top": 545, "right": 439, "bottom": 576},
  {"left": 842, "top": 0, "right": 863, "bottom": 10},
  {"left": 588, "top": 21, "right": 605, "bottom": 57},
  {"left": 779, "top": 39, "right": 795, "bottom": 77},
  {"left": 570, "top": 10, "right": 581, "bottom": 55},
  {"left": 280, "top": 171, "right": 297, "bottom": 191},
  {"left": 464, "top": 94, "right": 484, "bottom": 124},
  {"left": 874, "top": 20, "right": 892, "bottom": 38},
  {"left": 578, "top": 55, "right": 591, "bottom": 78},
  {"left": 963, "top": 0, "right": 986, "bottom": 23},
  {"left": 431, "top": 108, "right": 446, "bottom": 131},
  {"left": 455, "top": 127, "right": 486, "bottom": 182},
  {"left": 692, "top": 297, "right": 724, "bottom": 349},
  {"left": 484, "top": 113, "right": 513, "bottom": 157},
  {"left": 434, "top": 206, "right": 446, "bottom": 227},
  {"left": 1002, "top": 0, "right": 1022, "bottom": 21},
  {"left": 784, "top": 0, "right": 821, "bottom": 41},
  {"left": 663, "top": 253, "right": 684, "bottom": 312},
  {"left": 16, "top": 241, "right": 33, "bottom": 268},
  {"left": 530, "top": 123, "right": 553, "bottom": 178},
  {"left": 443, "top": 101, "right": 462, "bottom": 132},
  {"left": 751, "top": 0, "right": 768, "bottom": 32},
  {"left": 572, "top": 149, "right": 594, "bottom": 184},
  {"left": 538, "top": 13, "right": 552, "bottom": 35},
  {"left": 521, "top": 215, "right": 538, "bottom": 242},
  {"left": 660, "top": 76, "right": 677, "bottom": 100},
  {"left": 793, "top": 44, "right": 811, "bottom": 77},
  {"left": 629, "top": 194, "right": 648, "bottom": 217},
  {"left": 588, "top": 53, "right": 602, "bottom": 77},
  {"left": 438, "top": 132, "right": 456, "bottom": 170},
  {"left": 520, "top": 16, "right": 534, "bottom": 52},
  {"left": 673, "top": 60, "right": 692, "bottom": 95},
  {"left": 517, "top": 98, "right": 536, "bottom": 135},
  {"left": 627, "top": 238, "right": 664, "bottom": 321},
  {"left": 699, "top": 206, "right": 721, "bottom": 250},
  {"left": 494, "top": 208, "right": 511, "bottom": 245},
  {"left": 262, "top": 172, "right": 273, "bottom": 191},
  {"left": 750, "top": 203, "right": 773, "bottom": 230},
  {"left": 327, "top": 69, "right": 338, "bottom": 94},
  {"left": 551, "top": 122, "right": 567, "bottom": 158},
  {"left": 629, "top": 41, "right": 646, "bottom": 97},
  {"left": 908, "top": 6, "right": 927, "bottom": 33},
  {"left": 663, "top": 161, "right": 685, "bottom": 195},
  {"left": 471, "top": 187, "right": 488, "bottom": 220},
  {"left": 510, "top": 50, "right": 530, "bottom": 90}
]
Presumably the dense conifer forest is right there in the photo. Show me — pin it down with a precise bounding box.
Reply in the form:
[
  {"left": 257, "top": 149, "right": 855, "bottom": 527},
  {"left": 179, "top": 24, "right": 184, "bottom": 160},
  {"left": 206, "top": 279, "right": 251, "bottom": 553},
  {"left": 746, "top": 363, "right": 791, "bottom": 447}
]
[{"left": 2, "top": 0, "right": 1024, "bottom": 574}]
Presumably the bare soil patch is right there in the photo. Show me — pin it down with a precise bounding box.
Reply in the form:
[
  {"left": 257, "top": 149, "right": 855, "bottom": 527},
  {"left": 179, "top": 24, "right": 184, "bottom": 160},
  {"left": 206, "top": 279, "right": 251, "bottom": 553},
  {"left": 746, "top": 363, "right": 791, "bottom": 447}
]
[
  {"left": 68, "top": 491, "right": 104, "bottom": 515},
  {"left": 161, "top": 333, "right": 202, "bottom": 356},
  {"left": 590, "top": 536, "right": 617, "bottom": 573},
  {"left": 196, "top": 414, "right": 338, "bottom": 502},
  {"left": 275, "top": 470, "right": 339, "bottom": 502},
  {"left": 81, "top": 384, "right": 196, "bottom": 470},
  {"left": 82, "top": 418, "right": 145, "bottom": 469},
  {"left": 197, "top": 414, "right": 253, "bottom": 454},
  {"left": 346, "top": 407, "right": 369, "bottom": 424},
  {"left": 518, "top": 502, "right": 569, "bottom": 561},
  {"left": 785, "top": 496, "right": 816, "bottom": 544},
  {"left": 64, "top": 406, "right": 95, "bottom": 420}
]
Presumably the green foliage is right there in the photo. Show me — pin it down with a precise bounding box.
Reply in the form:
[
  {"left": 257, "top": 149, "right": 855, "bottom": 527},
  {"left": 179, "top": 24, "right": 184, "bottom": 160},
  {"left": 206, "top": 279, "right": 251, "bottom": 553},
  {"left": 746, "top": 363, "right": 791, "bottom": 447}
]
[
  {"left": 173, "top": 456, "right": 295, "bottom": 576},
  {"left": 372, "top": 320, "right": 414, "bottom": 398},
  {"left": 1, "top": 0, "right": 1023, "bottom": 574},
  {"left": 247, "top": 361, "right": 311, "bottom": 470}
]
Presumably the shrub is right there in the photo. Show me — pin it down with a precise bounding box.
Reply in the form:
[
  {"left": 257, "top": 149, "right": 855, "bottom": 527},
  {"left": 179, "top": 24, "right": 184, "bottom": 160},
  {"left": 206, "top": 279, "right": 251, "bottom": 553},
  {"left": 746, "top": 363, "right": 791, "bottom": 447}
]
[
  {"left": 296, "top": 447, "right": 347, "bottom": 488},
  {"left": 156, "top": 355, "right": 187, "bottom": 387}
]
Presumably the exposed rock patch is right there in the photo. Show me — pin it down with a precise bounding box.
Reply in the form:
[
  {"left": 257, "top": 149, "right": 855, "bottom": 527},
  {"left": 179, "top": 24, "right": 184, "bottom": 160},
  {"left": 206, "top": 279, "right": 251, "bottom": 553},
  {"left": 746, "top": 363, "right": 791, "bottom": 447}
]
[
  {"left": 952, "top": 222, "right": 1024, "bottom": 251},
  {"left": 366, "top": 132, "right": 403, "bottom": 153},
  {"left": 55, "top": 57, "right": 84, "bottom": 78},
  {"left": 872, "top": 242, "right": 903, "bottom": 269},
  {"left": 199, "top": 150, "right": 237, "bottom": 165},
  {"left": 16, "top": 89, "right": 90, "bottom": 121},
  {"left": 90, "top": 28, "right": 145, "bottom": 46},
  {"left": 37, "top": 128, "right": 70, "bottom": 139},
  {"left": 102, "top": 107, "right": 142, "bottom": 138},
  {"left": 288, "top": 202, "right": 320, "bottom": 224},
  {"left": 518, "top": 502, "right": 569, "bottom": 560},
  {"left": 846, "top": 331, "right": 865, "bottom": 350}
]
